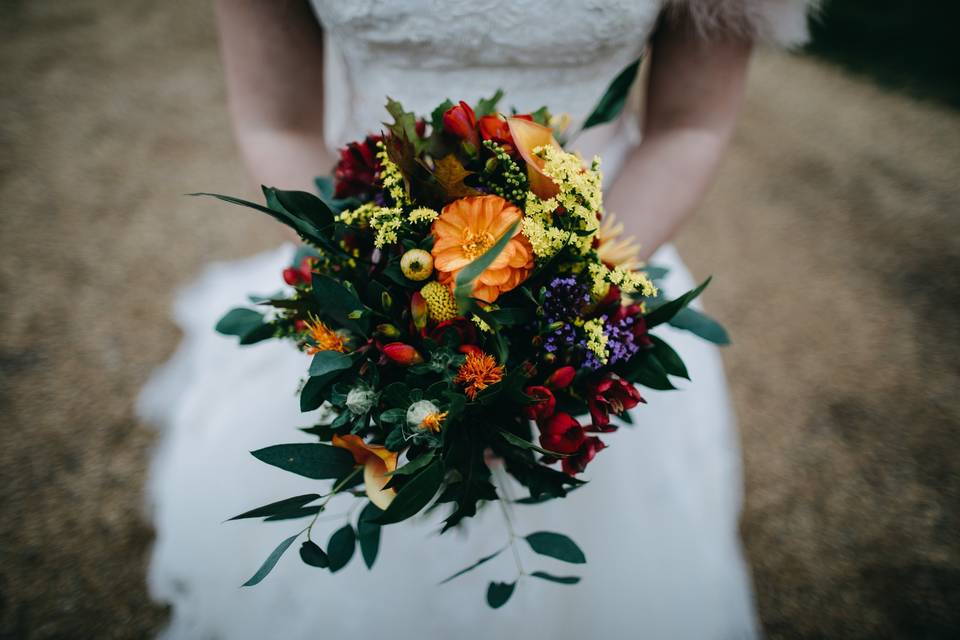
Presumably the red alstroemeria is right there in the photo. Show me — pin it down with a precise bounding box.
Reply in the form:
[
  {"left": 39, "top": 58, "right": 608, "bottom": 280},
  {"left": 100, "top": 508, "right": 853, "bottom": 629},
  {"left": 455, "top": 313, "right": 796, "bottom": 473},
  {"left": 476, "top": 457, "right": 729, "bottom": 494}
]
[
  {"left": 333, "top": 134, "right": 383, "bottom": 200},
  {"left": 538, "top": 412, "right": 585, "bottom": 455},
  {"left": 562, "top": 436, "right": 606, "bottom": 475},
  {"left": 429, "top": 318, "right": 478, "bottom": 347},
  {"left": 522, "top": 385, "right": 556, "bottom": 421},
  {"left": 442, "top": 101, "right": 479, "bottom": 149},
  {"left": 629, "top": 310, "right": 654, "bottom": 348},
  {"left": 545, "top": 365, "right": 576, "bottom": 390},
  {"left": 588, "top": 376, "right": 644, "bottom": 429}
]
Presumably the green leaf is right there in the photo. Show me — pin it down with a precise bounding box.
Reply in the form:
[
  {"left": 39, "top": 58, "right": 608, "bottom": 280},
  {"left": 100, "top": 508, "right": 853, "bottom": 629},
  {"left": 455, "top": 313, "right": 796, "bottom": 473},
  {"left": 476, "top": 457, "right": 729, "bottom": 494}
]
[
  {"left": 242, "top": 533, "right": 299, "bottom": 586},
  {"left": 486, "top": 581, "right": 516, "bottom": 609},
  {"left": 385, "top": 450, "right": 436, "bottom": 478},
  {"left": 453, "top": 220, "right": 520, "bottom": 314},
  {"left": 649, "top": 335, "right": 689, "bottom": 380},
  {"left": 300, "top": 375, "right": 330, "bottom": 411},
  {"left": 498, "top": 430, "right": 570, "bottom": 458},
  {"left": 581, "top": 57, "right": 642, "bottom": 130},
  {"left": 357, "top": 502, "right": 383, "bottom": 569},
  {"left": 251, "top": 443, "right": 356, "bottom": 480},
  {"left": 192, "top": 192, "right": 323, "bottom": 244},
  {"left": 529, "top": 571, "right": 580, "bottom": 585},
  {"left": 327, "top": 524, "right": 356, "bottom": 573},
  {"left": 525, "top": 531, "right": 586, "bottom": 564},
  {"left": 263, "top": 187, "right": 334, "bottom": 230},
  {"left": 439, "top": 546, "right": 506, "bottom": 584},
  {"left": 373, "top": 459, "right": 444, "bottom": 525},
  {"left": 644, "top": 277, "right": 712, "bottom": 328},
  {"left": 263, "top": 506, "right": 321, "bottom": 521},
  {"left": 475, "top": 89, "right": 505, "bottom": 117},
  {"left": 216, "top": 308, "right": 270, "bottom": 343},
  {"left": 668, "top": 307, "right": 731, "bottom": 345},
  {"left": 311, "top": 273, "right": 370, "bottom": 334},
  {"left": 229, "top": 494, "right": 320, "bottom": 521},
  {"left": 621, "top": 353, "right": 676, "bottom": 390},
  {"left": 299, "top": 540, "right": 329, "bottom": 568},
  {"left": 309, "top": 350, "right": 353, "bottom": 378}
]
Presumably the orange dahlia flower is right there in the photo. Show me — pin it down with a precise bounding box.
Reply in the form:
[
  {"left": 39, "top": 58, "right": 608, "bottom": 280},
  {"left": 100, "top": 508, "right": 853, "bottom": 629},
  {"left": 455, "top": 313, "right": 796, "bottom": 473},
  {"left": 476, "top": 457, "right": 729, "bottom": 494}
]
[{"left": 431, "top": 195, "right": 534, "bottom": 304}]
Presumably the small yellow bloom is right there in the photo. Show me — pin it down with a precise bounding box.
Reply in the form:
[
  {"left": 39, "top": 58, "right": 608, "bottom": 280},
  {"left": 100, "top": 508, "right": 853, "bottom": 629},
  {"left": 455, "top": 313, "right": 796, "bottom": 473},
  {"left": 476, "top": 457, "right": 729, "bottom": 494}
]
[
  {"left": 420, "top": 281, "right": 459, "bottom": 322},
  {"left": 400, "top": 249, "right": 434, "bottom": 281},
  {"left": 420, "top": 411, "right": 447, "bottom": 433}
]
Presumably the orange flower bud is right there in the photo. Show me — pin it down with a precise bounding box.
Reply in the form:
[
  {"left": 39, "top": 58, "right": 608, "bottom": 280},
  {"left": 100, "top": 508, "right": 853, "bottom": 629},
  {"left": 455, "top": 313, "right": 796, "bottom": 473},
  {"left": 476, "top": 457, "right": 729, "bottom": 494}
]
[{"left": 382, "top": 342, "right": 424, "bottom": 365}]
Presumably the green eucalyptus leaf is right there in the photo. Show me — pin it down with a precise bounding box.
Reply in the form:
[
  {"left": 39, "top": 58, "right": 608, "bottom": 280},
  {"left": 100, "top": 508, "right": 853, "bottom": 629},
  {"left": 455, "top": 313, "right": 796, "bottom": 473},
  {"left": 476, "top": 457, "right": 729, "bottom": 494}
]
[
  {"left": 263, "top": 506, "right": 322, "bottom": 521},
  {"left": 668, "top": 307, "right": 731, "bottom": 345},
  {"left": 357, "top": 502, "right": 383, "bottom": 569},
  {"left": 581, "top": 57, "right": 642, "bottom": 130},
  {"left": 529, "top": 571, "right": 580, "bottom": 585},
  {"left": 242, "top": 533, "right": 299, "bottom": 586},
  {"left": 263, "top": 186, "right": 334, "bottom": 230},
  {"left": 216, "top": 308, "right": 268, "bottom": 342},
  {"left": 251, "top": 443, "right": 356, "bottom": 480},
  {"left": 299, "top": 540, "right": 330, "bottom": 568},
  {"left": 385, "top": 451, "right": 436, "bottom": 478},
  {"left": 648, "top": 335, "right": 689, "bottom": 380},
  {"left": 327, "top": 524, "right": 356, "bottom": 573},
  {"left": 439, "top": 546, "right": 506, "bottom": 584},
  {"left": 644, "top": 277, "right": 712, "bottom": 328},
  {"left": 486, "top": 581, "right": 516, "bottom": 609},
  {"left": 525, "top": 531, "right": 586, "bottom": 564},
  {"left": 300, "top": 375, "right": 332, "bottom": 411},
  {"left": 228, "top": 494, "right": 320, "bottom": 521},
  {"left": 373, "top": 459, "right": 444, "bottom": 525},
  {"left": 309, "top": 351, "right": 353, "bottom": 378}
]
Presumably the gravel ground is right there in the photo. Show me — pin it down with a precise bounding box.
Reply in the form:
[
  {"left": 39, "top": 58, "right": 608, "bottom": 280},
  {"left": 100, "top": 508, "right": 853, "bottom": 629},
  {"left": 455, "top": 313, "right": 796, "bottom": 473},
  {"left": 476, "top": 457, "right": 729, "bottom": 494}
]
[{"left": 1, "top": 2, "right": 958, "bottom": 638}]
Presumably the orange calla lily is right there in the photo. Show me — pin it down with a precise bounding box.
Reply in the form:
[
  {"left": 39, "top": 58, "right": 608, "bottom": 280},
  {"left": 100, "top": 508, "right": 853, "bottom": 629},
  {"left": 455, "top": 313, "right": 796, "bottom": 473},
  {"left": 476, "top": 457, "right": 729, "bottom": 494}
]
[
  {"left": 331, "top": 434, "right": 398, "bottom": 510},
  {"left": 507, "top": 117, "right": 561, "bottom": 200}
]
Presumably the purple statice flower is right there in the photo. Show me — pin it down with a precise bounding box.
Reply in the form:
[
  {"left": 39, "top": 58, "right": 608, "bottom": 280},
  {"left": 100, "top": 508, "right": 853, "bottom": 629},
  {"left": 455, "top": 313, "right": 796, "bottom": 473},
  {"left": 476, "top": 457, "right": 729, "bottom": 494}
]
[
  {"left": 541, "top": 276, "right": 591, "bottom": 359},
  {"left": 582, "top": 312, "right": 642, "bottom": 370}
]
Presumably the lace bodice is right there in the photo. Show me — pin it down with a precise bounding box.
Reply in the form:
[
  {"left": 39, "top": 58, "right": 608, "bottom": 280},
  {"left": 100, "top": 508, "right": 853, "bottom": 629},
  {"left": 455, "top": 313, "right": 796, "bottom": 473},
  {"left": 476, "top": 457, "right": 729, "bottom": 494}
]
[{"left": 311, "top": 0, "right": 812, "bottom": 178}]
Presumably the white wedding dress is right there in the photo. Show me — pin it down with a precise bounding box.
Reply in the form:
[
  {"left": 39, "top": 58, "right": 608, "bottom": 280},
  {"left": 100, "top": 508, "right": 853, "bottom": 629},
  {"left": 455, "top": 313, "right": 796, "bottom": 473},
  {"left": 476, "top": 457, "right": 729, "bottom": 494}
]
[{"left": 141, "top": 2, "right": 812, "bottom": 638}]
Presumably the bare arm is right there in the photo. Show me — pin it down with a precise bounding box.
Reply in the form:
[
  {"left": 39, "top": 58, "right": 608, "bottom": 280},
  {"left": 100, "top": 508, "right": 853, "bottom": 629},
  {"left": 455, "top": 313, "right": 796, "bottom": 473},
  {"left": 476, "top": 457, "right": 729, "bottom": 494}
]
[
  {"left": 603, "top": 15, "right": 753, "bottom": 260},
  {"left": 214, "top": 0, "right": 332, "bottom": 192}
]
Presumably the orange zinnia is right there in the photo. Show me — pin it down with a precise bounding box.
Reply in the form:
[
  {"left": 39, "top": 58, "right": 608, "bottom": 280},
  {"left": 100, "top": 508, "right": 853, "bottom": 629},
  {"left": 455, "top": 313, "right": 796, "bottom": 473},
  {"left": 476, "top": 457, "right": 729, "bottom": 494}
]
[
  {"left": 454, "top": 350, "right": 505, "bottom": 400},
  {"left": 431, "top": 195, "right": 534, "bottom": 304}
]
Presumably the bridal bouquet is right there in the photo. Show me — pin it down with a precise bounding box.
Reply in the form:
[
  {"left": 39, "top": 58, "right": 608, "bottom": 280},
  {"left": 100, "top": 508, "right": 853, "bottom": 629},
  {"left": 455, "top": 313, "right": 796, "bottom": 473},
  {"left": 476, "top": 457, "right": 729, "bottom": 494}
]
[{"left": 202, "top": 60, "right": 728, "bottom": 607}]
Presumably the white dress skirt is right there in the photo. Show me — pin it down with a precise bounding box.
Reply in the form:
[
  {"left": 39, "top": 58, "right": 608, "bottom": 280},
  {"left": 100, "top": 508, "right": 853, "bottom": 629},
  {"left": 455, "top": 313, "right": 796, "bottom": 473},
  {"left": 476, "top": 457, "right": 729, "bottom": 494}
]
[{"left": 140, "top": 1, "right": 813, "bottom": 637}]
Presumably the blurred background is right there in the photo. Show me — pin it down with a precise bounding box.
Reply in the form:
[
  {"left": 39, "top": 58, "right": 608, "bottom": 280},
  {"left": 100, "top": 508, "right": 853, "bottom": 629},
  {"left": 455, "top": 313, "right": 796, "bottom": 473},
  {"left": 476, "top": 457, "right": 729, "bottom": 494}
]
[{"left": 1, "top": 1, "right": 958, "bottom": 638}]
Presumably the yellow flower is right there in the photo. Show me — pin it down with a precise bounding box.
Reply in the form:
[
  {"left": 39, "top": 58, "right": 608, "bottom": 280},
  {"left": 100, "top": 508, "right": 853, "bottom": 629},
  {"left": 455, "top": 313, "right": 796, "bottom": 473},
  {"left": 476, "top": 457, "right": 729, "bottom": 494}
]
[
  {"left": 400, "top": 249, "right": 434, "bottom": 281},
  {"left": 376, "top": 140, "right": 409, "bottom": 205},
  {"left": 303, "top": 316, "right": 348, "bottom": 355},
  {"left": 583, "top": 318, "right": 609, "bottom": 365},
  {"left": 597, "top": 211, "right": 643, "bottom": 272},
  {"left": 332, "top": 434, "right": 398, "bottom": 510},
  {"left": 408, "top": 207, "right": 439, "bottom": 224},
  {"left": 420, "top": 281, "right": 459, "bottom": 322},
  {"left": 453, "top": 350, "right": 504, "bottom": 400},
  {"left": 421, "top": 411, "right": 447, "bottom": 433}
]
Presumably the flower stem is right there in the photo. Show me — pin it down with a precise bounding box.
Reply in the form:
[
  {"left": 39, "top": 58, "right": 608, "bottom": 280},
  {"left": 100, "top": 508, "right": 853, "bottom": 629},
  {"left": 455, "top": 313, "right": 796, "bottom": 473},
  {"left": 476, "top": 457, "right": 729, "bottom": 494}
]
[{"left": 307, "top": 465, "right": 363, "bottom": 540}]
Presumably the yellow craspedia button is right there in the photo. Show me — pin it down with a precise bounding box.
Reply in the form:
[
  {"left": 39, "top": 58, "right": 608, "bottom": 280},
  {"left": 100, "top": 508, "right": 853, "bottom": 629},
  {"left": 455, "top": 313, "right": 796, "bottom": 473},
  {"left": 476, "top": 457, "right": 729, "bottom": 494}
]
[
  {"left": 400, "top": 248, "right": 434, "bottom": 281},
  {"left": 420, "top": 281, "right": 459, "bottom": 322}
]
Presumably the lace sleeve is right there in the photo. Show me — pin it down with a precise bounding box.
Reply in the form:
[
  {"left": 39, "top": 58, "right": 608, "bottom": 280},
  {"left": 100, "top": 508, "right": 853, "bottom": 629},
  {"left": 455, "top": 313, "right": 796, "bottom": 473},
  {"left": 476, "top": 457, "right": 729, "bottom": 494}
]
[{"left": 664, "top": 0, "right": 819, "bottom": 47}]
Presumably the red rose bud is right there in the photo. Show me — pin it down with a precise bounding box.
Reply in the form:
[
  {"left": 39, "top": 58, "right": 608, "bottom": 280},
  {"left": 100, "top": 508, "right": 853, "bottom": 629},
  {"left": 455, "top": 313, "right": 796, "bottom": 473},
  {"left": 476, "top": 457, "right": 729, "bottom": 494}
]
[
  {"left": 410, "top": 292, "right": 428, "bottom": 331},
  {"left": 546, "top": 365, "right": 576, "bottom": 390},
  {"left": 562, "top": 436, "right": 606, "bottom": 475},
  {"left": 442, "top": 101, "right": 479, "bottom": 149},
  {"left": 522, "top": 385, "right": 556, "bottom": 421},
  {"left": 588, "top": 376, "right": 644, "bottom": 428},
  {"left": 382, "top": 342, "right": 424, "bottom": 365},
  {"left": 282, "top": 267, "right": 300, "bottom": 286},
  {"left": 538, "top": 412, "right": 586, "bottom": 455}
]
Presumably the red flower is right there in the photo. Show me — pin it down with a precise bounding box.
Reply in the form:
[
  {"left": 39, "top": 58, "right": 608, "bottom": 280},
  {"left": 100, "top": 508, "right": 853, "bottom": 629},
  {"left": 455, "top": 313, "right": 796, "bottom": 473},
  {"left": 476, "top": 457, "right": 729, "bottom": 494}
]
[
  {"left": 333, "top": 134, "right": 383, "bottom": 200},
  {"left": 478, "top": 113, "right": 533, "bottom": 153},
  {"left": 429, "top": 318, "right": 478, "bottom": 347},
  {"left": 522, "top": 385, "right": 556, "bottom": 421},
  {"left": 381, "top": 342, "right": 424, "bottom": 365},
  {"left": 545, "top": 365, "right": 576, "bottom": 390},
  {"left": 562, "top": 436, "right": 606, "bottom": 475},
  {"left": 588, "top": 376, "right": 644, "bottom": 429},
  {"left": 442, "top": 101, "right": 479, "bottom": 149},
  {"left": 538, "top": 412, "right": 585, "bottom": 455},
  {"left": 282, "top": 267, "right": 300, "bottom": 286}
]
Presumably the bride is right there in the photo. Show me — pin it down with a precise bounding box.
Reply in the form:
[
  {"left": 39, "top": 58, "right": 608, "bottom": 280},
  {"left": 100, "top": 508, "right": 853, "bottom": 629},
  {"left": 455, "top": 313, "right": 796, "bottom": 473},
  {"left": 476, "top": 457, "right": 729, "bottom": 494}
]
[{"left": 141, "top": 1, "right": 814, "bottom": 638}]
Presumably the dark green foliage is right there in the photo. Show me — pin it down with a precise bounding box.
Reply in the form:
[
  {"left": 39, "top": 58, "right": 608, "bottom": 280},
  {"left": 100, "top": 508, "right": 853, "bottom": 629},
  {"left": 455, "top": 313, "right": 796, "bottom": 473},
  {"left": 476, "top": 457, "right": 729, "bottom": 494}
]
[
  {"left": 299, "top": 541, "right": 329, "bottom": 568},
  {"left": 215, "top": 308, "right": 274, "bottom": 345},
  {"left": 327, "top": 525, "right": 356, "bottom": 572},
  {"left": 580, "top": 57, "right": 642, "bottom": 130},
  {"left": 668, "top": 307, "right": 731, "bottom": 345},
  {"left": 229, "top": 494, "right": 320, "bottom": 521},
  {"left": 251, "top": 444, "right": 356, "bottom": 480},
  {"left": 242, "top": 533, "right": 299, "bottom": 586},
  {"left": 439, "top": 547, "right": 506, "bottom": 584},
  {"left": 486, "top": 581, "right": 516, "bottom": 608},
  {"left": 529, "top": 571, "right": 580, "bottom": 585},
  {"left": 357, "top": 503, "right": 383, "bottom": 569},
  {"left": 373, "top": 460, "right": 444, "bottom": 525},
  {"left": 525, "top": 531, "right": 586, "bottom": 564}
]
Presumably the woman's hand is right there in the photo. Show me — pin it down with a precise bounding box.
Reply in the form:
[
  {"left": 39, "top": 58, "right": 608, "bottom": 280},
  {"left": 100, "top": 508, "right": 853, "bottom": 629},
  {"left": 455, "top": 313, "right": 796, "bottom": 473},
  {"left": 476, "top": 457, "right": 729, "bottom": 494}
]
[{"left": 604, "top": 15, "right": 753, "bottom": 260}]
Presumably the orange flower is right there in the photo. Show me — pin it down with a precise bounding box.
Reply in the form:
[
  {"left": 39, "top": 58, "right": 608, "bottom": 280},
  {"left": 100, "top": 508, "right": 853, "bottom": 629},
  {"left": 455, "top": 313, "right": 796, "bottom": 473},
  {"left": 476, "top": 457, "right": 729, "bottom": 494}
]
[
  {"left": 420, "top": 411, "right": 448, "bottom": 433},
  {"left": 507, "top": 117, "right": 561, "bottom": 199},
  {"left": 431, "top": 195, "right": 534, "bottom": 303},
  {"left": 453, "top": 350, "right": 504, "bottom": 400},
  {"left": 303, "top": 316, "right": 348, "bottom": 355},
  {"left": 331, "top": 434, "right": 398, "bottom": 510}
]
